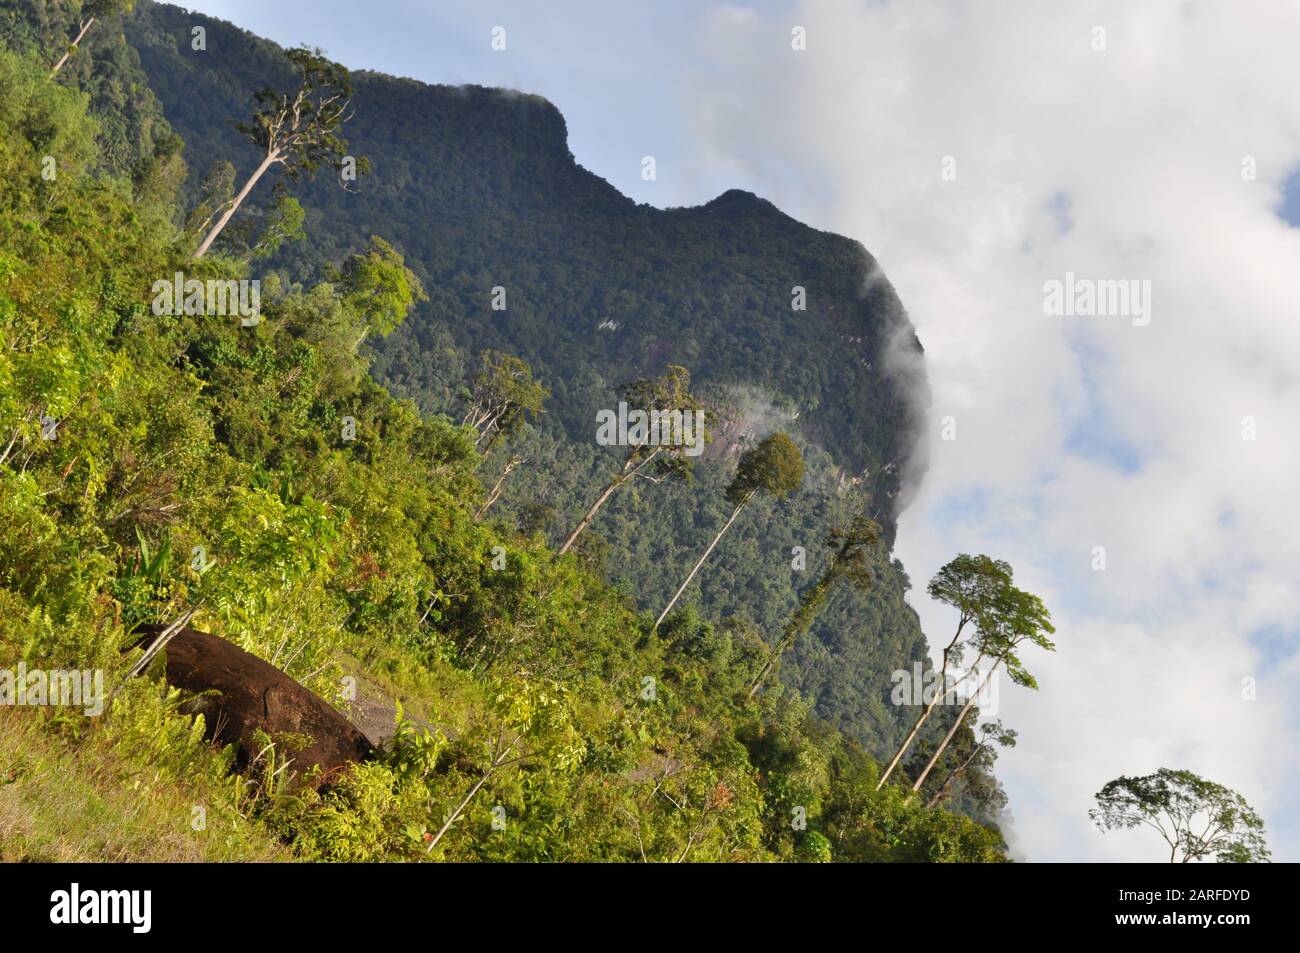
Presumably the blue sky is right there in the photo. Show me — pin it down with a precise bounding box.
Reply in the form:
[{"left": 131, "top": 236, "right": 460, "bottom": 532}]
[
  {"left": 183, "top": 0, "right": 755, "bottom": 209},
  {"left": 1282, "top": 167, "right": 1300, "bottom": 227}
]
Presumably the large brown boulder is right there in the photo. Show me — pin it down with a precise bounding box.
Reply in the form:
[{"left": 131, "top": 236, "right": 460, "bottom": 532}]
[{"left": 131, "top": 624, "right": 375, "bottom": 788}]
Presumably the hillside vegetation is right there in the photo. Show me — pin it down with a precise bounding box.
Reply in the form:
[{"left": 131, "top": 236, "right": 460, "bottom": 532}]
[
  {"left": 0, "top": 0, "right": 1008, "bottom": 862},
  {"left": 115, "top": 0, "right": 945, "bottom": 758}
]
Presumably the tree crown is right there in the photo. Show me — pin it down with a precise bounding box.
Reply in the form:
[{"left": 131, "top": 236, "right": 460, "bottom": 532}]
[
  {"left": 236, "top": 46, "right": 357, "bottom": 180},
  {"left": 616, "top": 364, "right": 708, "bottom": 479},
  {"left": 464, "top": 350, "right": 548, "bottom": 448},
  {"left": 1090, "top": 769, "right": 1269, "bottom": 863},
  {"left": 927, "top": 554, "right": 1013, "bottom": 625},
  {"left": 726, "top": 431, "right": 804, "bottom": 504},
  {"left": 338, "top": 235, "right": 426, "bottom": 338}
]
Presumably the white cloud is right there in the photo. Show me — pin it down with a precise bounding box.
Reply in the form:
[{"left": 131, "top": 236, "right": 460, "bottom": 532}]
[
  {"left": 683, "top": 0, "right": 1300, "bottom": 860},
  {"left": 183, "top": 0, "right": 1300, "bottom": 861}
]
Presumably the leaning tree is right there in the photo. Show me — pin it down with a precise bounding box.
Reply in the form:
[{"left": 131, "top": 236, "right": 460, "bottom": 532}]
[
  {"left": 50, "top": 1, "right": 134, "bottom": 77},
  {"left": 654, "top": 431, "right": 804, "bottom": 631},
  {"left": 924, "top": 719, "right": 1016, "bottom": 809},
  {"left": 193, "top": 46, "right": 361, "bottom": 259},
  {"left": 747, "top": 513, "right": 879, "bottom": 699},
  {"left": 460, "top": 351, "right": 548, "bottom": 520},
  {"left": 910, "top": 576, "right": 1055, "bottom": 792},
  {"left": 557, "top": 365, "right": 705, "bottom": 556},
  {"left": 878, "top": 554, "right": 1015, "bottom": 789}
]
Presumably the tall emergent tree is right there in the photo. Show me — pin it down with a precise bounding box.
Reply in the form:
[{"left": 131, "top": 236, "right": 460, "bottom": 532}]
[
  {"left": 654, "top": 431, "right": 804, "bottom": 631},
  {"left": 461, "top": 351, "right": 548, "bottom": 454},
  {"left": 50, "top": 1, "right": 134, "bottom": 76},
  {"left": 557, "top": 365, "right": 706, "bottom": 556},
  {"left": 461, "top": 351, "right": 548, "bottom": 519},
  {"left": 192, "top": 46, "right": 359, "bottom": 259},
  {"left": 910, "top": 575, "right": 1054, "bottom": 792},
  {"left": 924, "top": 719, "right": 1016, "bottom": 809},
  {"left": 338, "top": 236, "right": 427, "bottom": 348},
  {"left": 878, "top": 554, "right": 1015, "bottom": 790},
  {"left": 1089, "top": 769, "right": 1270, "bottom": 863},
  {"left": 747, "top": 513, "right": 879, "bottom": 699}
]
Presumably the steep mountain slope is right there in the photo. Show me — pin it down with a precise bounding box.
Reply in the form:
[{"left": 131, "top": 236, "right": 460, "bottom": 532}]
[
  {"left": 0, "top": 34, "right": 1007, "bottom": 858},
  {"left": 112, "top": 0, "right": 946, "bottom": 760},
  {"left": 0, "top": 0, "right": 181, "bottom": 188},
  {"left": 0, "top": 0, "right": 1018, "bottom": 854},
  {"left": 129, "top": 2, "right": 923, "bottom": 487}
]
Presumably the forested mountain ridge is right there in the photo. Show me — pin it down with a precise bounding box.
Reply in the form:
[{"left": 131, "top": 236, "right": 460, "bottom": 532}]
[
  {"left": 126, "top": 0, "right": 925, "bottom": 498},
  {"left": 103, "top": 1, "right": 953, "bottom": 764},
  {"left": 0, "top": 0, "right": 1013, "bottom": 860}
]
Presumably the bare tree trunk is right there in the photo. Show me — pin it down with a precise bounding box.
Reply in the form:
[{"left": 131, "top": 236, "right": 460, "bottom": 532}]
[
  {"left": 426, "top": 737, "right": 517, "bottom": 852},
  {"left": 50, "top": 17, "right": 95, "bottom": 76},
  {"left": 557, "top": 476, "right": 623, "bottom": 555},
  {"left": 107, "top": 606, "right": 199, "bottom": 709},
  {"left": 925, "top": 743, "right": 985, "bottom": 808},
  {"left": 877, "top": 634, "right": 975, "bottom": 790},
  {"left": 474, "top": 457, "right": 523, "bottom": 520},
  {"left": 193, "top": 153, "right": 277, "bottom": 259},
  {"left": 911, "top": 659, "right": 1001, "bottom": 793},
  {"left": 0, "top": 429, "right": 21, "bottom": 467},
  {"left": 879, "top": 693, "right": 945, "bottom": 791},
  {"left": 747, "top": 641, "right": 783, "bottom": 701},
  {"left": 654, "top": 490, "right": 753, "bottom": 631},
  {"left": 0, "top": 408, "right": 37, "bottom": 467},
  {"left": 747, "top": 629, "right": 797, "bottom": 701},
  {"left": 747, "top": 576, "right": 832, "bottom": 699}
]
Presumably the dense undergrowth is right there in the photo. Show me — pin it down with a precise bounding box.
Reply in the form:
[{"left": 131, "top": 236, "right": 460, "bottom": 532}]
[{"left": 0, "top": 34, "right": 1006, "bottom": 862}]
